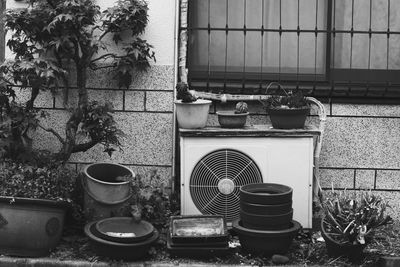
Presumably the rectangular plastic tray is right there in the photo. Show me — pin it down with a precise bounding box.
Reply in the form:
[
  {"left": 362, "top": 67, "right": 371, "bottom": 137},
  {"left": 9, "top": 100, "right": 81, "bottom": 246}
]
[{"left": 169, "top": 215, "right": 229, "bottom": 244}]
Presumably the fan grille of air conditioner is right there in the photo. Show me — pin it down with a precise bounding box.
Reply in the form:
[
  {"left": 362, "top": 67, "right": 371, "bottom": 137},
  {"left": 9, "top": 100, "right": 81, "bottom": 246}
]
[{"left": 189, "top": 149, "right": 263, "bottom": 222}]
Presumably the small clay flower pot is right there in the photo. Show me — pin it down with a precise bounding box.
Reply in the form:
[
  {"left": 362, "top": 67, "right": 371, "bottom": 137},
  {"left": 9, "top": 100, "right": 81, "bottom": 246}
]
[{"left": 216, "top": 111, "right": 249, "bottom": 128}]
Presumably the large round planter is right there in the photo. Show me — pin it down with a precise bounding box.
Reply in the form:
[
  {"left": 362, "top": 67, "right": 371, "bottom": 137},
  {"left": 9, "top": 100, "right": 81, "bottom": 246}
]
[
  {"left": 216, "top": 111, "right": 249, "bottom": 128},
  {"left": 240, "top": 201, "right": 292, "bottom": 215},
  {"left": 83, "top": 163, "right": 134, "bottom": 221},
  {"left": 267, "top": 107, "right": 310, "bottom": 129},
  {"left": 233, "top": 219, "right": 301, "bottom": 255},
  {"left": 175, "top": 99, "right": 211, "bottom": 129},
  {"left": 240, "top": 183, "right": 293, "bottom": 205},
  {"left": 321, "top": 217, "right": 366, "bottom": 263},
  {"left": 0, "top": 196, "right": 69, "bottom": 257},
  {"left": 240, "top": 209, "right": 293, "bottom": 230}
]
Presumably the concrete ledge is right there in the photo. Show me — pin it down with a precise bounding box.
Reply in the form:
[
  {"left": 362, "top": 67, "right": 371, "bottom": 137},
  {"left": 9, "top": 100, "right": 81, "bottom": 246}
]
[{"left": 0, "top": 257, "right": 260, "bottom": 267}]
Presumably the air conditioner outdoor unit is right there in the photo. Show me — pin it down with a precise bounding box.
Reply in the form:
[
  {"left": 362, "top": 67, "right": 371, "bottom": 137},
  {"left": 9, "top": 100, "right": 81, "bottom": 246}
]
[{"left": 179, "top": 128, "right": 316, "bottom": 229}]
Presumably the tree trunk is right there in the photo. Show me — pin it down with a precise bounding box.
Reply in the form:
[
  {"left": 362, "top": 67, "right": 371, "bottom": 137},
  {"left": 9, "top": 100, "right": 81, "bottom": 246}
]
[{"left": 57, "top": 63, "right": 88, "bottom": 162}]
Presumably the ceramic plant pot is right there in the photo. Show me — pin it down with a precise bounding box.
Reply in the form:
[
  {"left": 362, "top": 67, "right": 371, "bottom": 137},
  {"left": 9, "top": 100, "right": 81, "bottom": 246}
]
[
  {"left": 240, "top": 201, "right": 292, "bottom": 215},
  {"left": 233, "top": 219, "right": 301, "bottom": 255},
  {"left": 0, "top": 197, "right": 69, "bottom": 257},
  {"left": 240, "top": 209, "right": 293, "bottom": 230},
  {"left": 240, "top": 183, "right": 293, "bottom": 205},
  {"left": 267, "top": 107, "right": 310, "bottom": 129},
  {"left": 321, "top": 217, "right": 366, "bottom": 263},
  {"left": 174, "top": 99, "right": 212, "bottom": 129},
  {"left": 82, "top": 163, "right": 134, "bottom": 221},
  {"left": 94, "top": 217, "right": 154, "bottom": 243},
  {"left": 216, "top": 111, "right": 249, "bottom": 128}
]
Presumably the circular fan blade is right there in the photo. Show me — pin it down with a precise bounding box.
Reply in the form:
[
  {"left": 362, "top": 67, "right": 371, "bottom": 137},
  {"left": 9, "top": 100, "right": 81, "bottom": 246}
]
[{"left": 189, "top": 149, "right": 263, "bottom": 222}]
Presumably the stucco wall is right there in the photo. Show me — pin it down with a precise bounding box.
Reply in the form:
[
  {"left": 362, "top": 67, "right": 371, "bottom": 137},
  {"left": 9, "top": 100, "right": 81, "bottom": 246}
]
[{"left": 5, "top": 0, "right": 177, "bottom": 185}]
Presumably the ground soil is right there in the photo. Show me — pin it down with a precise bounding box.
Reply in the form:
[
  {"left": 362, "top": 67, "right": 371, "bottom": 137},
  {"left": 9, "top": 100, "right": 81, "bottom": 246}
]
[{"left": 50, "top": 220, "right": 400, "bottom": 266}]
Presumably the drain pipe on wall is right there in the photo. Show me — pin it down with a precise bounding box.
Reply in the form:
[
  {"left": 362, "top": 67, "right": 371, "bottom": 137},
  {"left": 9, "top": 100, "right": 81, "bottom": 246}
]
[{"left": 171, "top": 0, "right": 183, "bottom": 194}]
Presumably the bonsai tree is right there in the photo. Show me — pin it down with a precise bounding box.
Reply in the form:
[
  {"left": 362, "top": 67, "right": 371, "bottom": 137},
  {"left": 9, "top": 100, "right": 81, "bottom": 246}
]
[
  {"left": 0, "top": 0, "right": 155, "bottom": 163},
  {"left": 261, "top": 82, "right": 309, "bottom": 110}
]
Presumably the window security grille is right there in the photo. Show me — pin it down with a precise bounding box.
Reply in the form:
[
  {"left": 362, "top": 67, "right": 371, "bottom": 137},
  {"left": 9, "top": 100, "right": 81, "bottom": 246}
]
[{"left": 185, "top": 0, "right": 400, "bottom": 103}]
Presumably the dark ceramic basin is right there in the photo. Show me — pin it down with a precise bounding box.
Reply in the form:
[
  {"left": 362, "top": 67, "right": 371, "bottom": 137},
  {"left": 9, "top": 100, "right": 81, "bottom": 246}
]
[
  {"left": 232, "top": 219, "right": 301, "bottom": 255},
  {"left": 94, "top": 217, "right": 154, "bottom": 243},
  {"left": 85, "top": 221, "right": 159, "bottom": 261}
]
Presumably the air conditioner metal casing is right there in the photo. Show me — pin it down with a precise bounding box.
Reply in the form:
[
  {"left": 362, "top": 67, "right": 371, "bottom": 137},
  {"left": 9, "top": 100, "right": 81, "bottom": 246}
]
[{"left": 180, "top": 132, "right": 314, "bottom": 229}]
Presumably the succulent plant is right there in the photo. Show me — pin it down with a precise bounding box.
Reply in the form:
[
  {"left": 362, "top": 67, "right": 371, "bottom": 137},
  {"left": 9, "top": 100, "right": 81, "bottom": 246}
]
[
  {"left": 176, "top": 82, "right": 197, "bottom": 103},
  {"left": 235, "top": 101, "right": 248, "bottom": 114}
]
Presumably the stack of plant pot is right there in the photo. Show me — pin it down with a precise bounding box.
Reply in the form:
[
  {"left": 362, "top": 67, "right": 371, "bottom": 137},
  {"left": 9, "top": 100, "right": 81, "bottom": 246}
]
[
  {"left": 233, "top": 183, "right": 301, "bottom": 255},
  {"left": 82, "top": 163, "right": 158, "bottom": 260}
]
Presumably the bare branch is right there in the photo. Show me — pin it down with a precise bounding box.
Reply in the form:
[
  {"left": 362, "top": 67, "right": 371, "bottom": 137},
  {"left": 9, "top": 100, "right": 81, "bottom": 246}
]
[
  {"left": 72, "top": 140, "right": 98, "bottom": 153},
  {"left": 89, "top": 64, "right": 116, "bottom": 71},
  {"left": 38, "top": 124, "right": 65, "bottom": 144},
  {"left": 90, "top": 53, "right": 121, "bottom": 64}
]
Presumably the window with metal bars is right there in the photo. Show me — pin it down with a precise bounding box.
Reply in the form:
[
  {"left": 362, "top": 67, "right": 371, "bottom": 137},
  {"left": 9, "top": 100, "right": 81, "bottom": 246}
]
[{"left": 185, "top": 0, "right": 400, "bottom": 103}]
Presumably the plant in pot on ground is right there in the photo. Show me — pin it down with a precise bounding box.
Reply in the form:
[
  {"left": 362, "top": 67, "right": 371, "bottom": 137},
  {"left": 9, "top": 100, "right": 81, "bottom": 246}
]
[
  {"left": 0, "top": 158, "right": 80, "bottom": 257},
  {"left": 174, "top": 82, "right": 211, "bottom": 129},
  {"left": 261, "top": 82, "right": 310, "bottom": 129},
  {"left": 216, "top": 101, "right": 249, "bottom": 128},
  {"left": 320, "top": 189, "right": 392, "bottom": 263},
  {"left": 0, "top": 0, "right": 154, "bottom": 257}
]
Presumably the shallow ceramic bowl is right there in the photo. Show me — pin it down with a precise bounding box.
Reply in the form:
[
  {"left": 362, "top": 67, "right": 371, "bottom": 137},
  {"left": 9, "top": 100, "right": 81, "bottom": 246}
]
[
  {"left": 94, "top": 217, "right": 154, "bottom": 243},
  {"left": 85, "top": 221, "right": 159, "bottom": 261}
]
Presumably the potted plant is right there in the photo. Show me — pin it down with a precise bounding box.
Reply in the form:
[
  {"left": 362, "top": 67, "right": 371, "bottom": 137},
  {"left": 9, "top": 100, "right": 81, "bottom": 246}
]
[
  {"left": 0, "top": 0, "right": 154, "bottom": 257},
  {"left": 216, "top": 101, "right": 249, "bottom": 128},
  {"left": 0, "top": 159, "right": 77, "bottom": 257},
  {"left": 320, "top": 189, "right": 392, "bottom": 263},
  {"left": 261, "top": 82, "right": 310, "bottom": 129},
  {"left": 174, "top": 82, "right": 211, "bottom": 129}
]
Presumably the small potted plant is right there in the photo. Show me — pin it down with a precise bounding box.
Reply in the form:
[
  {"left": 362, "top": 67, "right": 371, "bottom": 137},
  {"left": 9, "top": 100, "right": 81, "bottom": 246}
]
[
  {"left": 174, "top": 82, "right": 212, "bottom": 129},
  {"left": 261, "top": 82, "right": 310, "bottom": 129},
  {"left": 320, "top": 189, "right": 392, "bottom": 263},
  {"left": 216, "top": 101, "right": 249, "bottom": 128}
]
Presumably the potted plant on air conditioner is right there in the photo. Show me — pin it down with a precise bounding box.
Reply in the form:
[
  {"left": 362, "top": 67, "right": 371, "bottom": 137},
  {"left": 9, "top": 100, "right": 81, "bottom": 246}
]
[
  {"left": 261, "top": 82, "right": 310, "bottom": 129},
  {"left": 320, "top": 189, "right": 392, "bottom": 263},
  {"left": 216, "top": 101, "right": 249, "bottom": 128},
  {"left": 174, "top": 82, "right": 212, "bottom": 129},
  {"left": 0, "top": 0, "right": 154, "bottom": 257}
]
